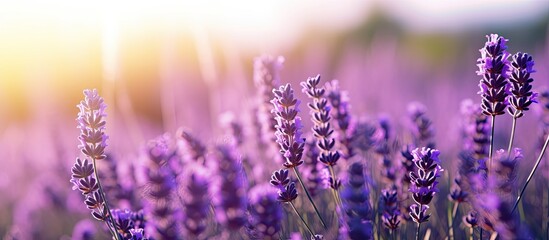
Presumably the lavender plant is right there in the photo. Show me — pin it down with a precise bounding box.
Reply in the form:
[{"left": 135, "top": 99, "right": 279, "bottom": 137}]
[
  {"left": 341, "top": 162, "right": 373, "bottom": 240},
  {"left": 254, "top": 55, "right": 284, "bottom": 162},
  {"left": 70, "top": 89, "right": 120, "bottom": 240},
  {"left": 142, "top": 135, "right": 180, "bottom": 239},
  {"left": 271, "top": 83, "right": 327, "bottom": 229},
  {"left": 408, "top": 147, "right": 444, "bottom": 240},
  {"left": 212, "top": 144, "right": 248, "bottom": 234},
  {"left": 301, "top": 74, "right": 343, "bottom": 209},
  {"left": 476, "top": 34, "right": 511, "bottom": 171},
  {"left": 182, "top": 170, "right": 211, "bottom": 238},
  {"left": 248, "top": 184, "right": 283, "bottom": 239},
  {"left": 270, "top": 169, "right": 316, "bottom": 237},
  {"left": 506, "top": 52, "right": 538, "bottom": 152}
]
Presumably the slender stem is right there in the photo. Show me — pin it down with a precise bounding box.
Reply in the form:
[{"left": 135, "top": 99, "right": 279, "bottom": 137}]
[
  {"left": 479, "top": 228, "right": 483, "bottom": 240},
  {"left": 488, "top": 115, "right": 496, "bottom": 175},
  {"left": 93, "top": 158, "right": 121, "bottom": 240},
  {"left": 507, "top": 116, "right": 517, "bottom": 155},
  {"left": 449, "top": 201, "right": 460, "bottom": 240},
  {"left": 293, "top": 167, "right": 328, "bottom": 229},
  {"left": 416, "top": 223, "right": 421, "bottom": 240},
  {"left": 512, "top": 134, "right": 549, "bottom": 213},
  {"left": 469, "top": 227, "right": 474, "bottom": 240},
  {"left": 289, "top": 201, "right": 315, "bottom": 238}
]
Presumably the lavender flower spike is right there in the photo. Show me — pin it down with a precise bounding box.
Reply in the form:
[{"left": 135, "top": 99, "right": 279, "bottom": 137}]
[
  {"left": 271, "top": 83, "right": 327, "bottom": 229},
  {"left": 71, "top": 89, "right": 120, "bottom": 240},
  {"left": 77, "top": 89, "right": 108, "bottom": 160},
  {"left": 248, "top": 185, "right": 283, "bottom": 239},
  {"left": 272, "top": 83, "right": 305, "bottom": 168},
  {"left": 506, "top": 52, "right": 538, "bottom": 153},
  {"left": 508, "top": 52, "right": 537, "bottom": 118},
  {"left": 408, "top": 147, "right": 443, "bottom": 240},
  {"left": 477, "top": 34, "right": 511, "bottom": 116},
  {"left": 477, "top": 34, "right": 511, "bottom": 173}
]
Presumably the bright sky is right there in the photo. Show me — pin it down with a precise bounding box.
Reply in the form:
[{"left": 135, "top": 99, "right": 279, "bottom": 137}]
[{"left": 0, "top": 0, "right": 547, "bottom": 86}]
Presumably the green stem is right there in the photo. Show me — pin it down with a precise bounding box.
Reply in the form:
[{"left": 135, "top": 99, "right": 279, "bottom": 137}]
[
  {"left": 488, "top": 115, "right": 496, "bottom": 175},
  {"left": 416, "top": 223, "right": 421, "bottom": 240},
  {"left": 512, "top": 134, "right": 549, "bottom": 213},
  {"left": 289, "top": 201, "right": 315, "bottom": 238},
  {"left": 293, "top": 167, "right": 328, "bottom": 229},
  {"left": 507, "top": 116, "right": 517, "bottom": 156},
  {"left": 448, "top": 201, "right": 460, "bottom": 240},
  {"left": 93, "top": 158, "right": 121, "bottom": 240},
  {"left": 469, "top": 227, "right": 474, "bottom": 240}
]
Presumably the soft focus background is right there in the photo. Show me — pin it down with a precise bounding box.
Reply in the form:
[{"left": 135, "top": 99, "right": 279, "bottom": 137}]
[{"left": 1, "top": 0, "right": 549, "bottom": 238}]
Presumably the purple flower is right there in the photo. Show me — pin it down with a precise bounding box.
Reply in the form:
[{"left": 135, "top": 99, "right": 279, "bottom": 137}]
[
  {"left": 463, "top": 211, "right": 478, "bottom": 228},
  {"left": 142, "top": 135, "right": 181, "bottom": 239},
  {"left": 254, "top": 55, "right": 284, "bottom": 162},
  {"left": 270, "top": 169, "right": 290, "bottom": 189},
  {"left": 77, "top": 89, "right": 108, "bottom": 160},
  {"left": 271, "top": 84, "right": 306, "bottom": 168},
  {"left": 477, "top": 34, "right": 511, "bottom": 116},
  {"left": 325, "top": 80, "right": 355, "bottom": 159},
  {"left": 380, "top": 189, "right": 400, "bottom": 230},
  {"left": 508, "top": 52, "right": 538, "bottom": 118},
  {"left": 303, "top": 139, "right": 323, "bottom": 197},
  {"left": 182, "top": 171, "right": 211, "bottom": 237},
  {"left": 71, "top": 89, "right": 120, "bottom": 239},
  {"left": 71, "top": 219, "right": 96, "bottom": 240},
  {"left": 408, "top": 147, "right": 443, "bottom": 224},
  {"left": 448, "top": 178, "right": 468, "bottom": 203},
  {"left": 277, "top": 182, "right": 298, "bottom": 203},
  {"left": 409, "top": 204, "right": 430, "bottom": 223},
  {"left": 213, "top": 144, "right": 248, "bottom": 231},
  {"left": 407, "top": 102, "right": 435, "bottom": 148},
  {"left": 248, "top": 185, "right": 283, "bottom": 239},
  {"left": 301, "top": 75, "right": 341, "bottom": 168},
  {"left": 177, "top": 129, "right": 207, "bottom": 163}
]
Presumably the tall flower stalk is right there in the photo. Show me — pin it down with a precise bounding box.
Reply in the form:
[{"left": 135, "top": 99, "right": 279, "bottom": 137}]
[
  {"left": 271, "top": 83, "right": 327, "bottom": 229},
  {"left": 301, "top": 75, "right": 343, "bottom": 208},
  {"left": 408, "top": 147, "right": 444, "bottom": 240},
  {"left": 270, "top": 169, "right": 316, "bottom": 237},
  {"left": 476, "top": 34, "right": 511, "bottom": 173},
  {"left": 71, "top": 89, "right": 120, "bottom": 240},
  {"left": 506, "top": 52, "right": 538, "bottom": 153}
]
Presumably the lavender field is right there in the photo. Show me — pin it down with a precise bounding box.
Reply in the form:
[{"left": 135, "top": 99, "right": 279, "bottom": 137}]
[{"left": 2, "top": 2, "right": 549, "bottom": 240}]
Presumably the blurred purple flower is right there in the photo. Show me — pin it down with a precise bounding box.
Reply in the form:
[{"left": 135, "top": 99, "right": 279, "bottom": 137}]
[
  {"left": 182, "top": 171, "right": 211, "bottom": 237},
  {"left": 342, "top": 162, "right": 373, "bottom": 240},
  {"left": 143, "top": 135, "right": 181, "bottom": 239},
  {"left": 254, "top": 55, "right": 284, "bottom": 162},
  {"left": 71, "top": 219, "right": 96, "bottom": 240},
  {"left": 213, "top": 144, "right": 248, "bottom": 231},
  {"left": 407, "top": 102, "right": 435, "bottom": 148},
  {"left": 380, "top": 189, "right": 400, "bottom": 230},
  {"left": 248, "top": 185, "right": 283, "bottom": 239},
  {"left": 325, "top": 80, "right": 355, "bottom": 159}
]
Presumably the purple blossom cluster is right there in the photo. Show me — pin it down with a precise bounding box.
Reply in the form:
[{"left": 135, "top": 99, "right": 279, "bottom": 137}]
[
  {"left": 408, "top": 147, "right": 443, "bottom": 225},
  {"left": 477, "top": 34, "right": 511, "bottom": 116},
  {"left": 58, "top": 33, "right": 549, "bottom": 240}
]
